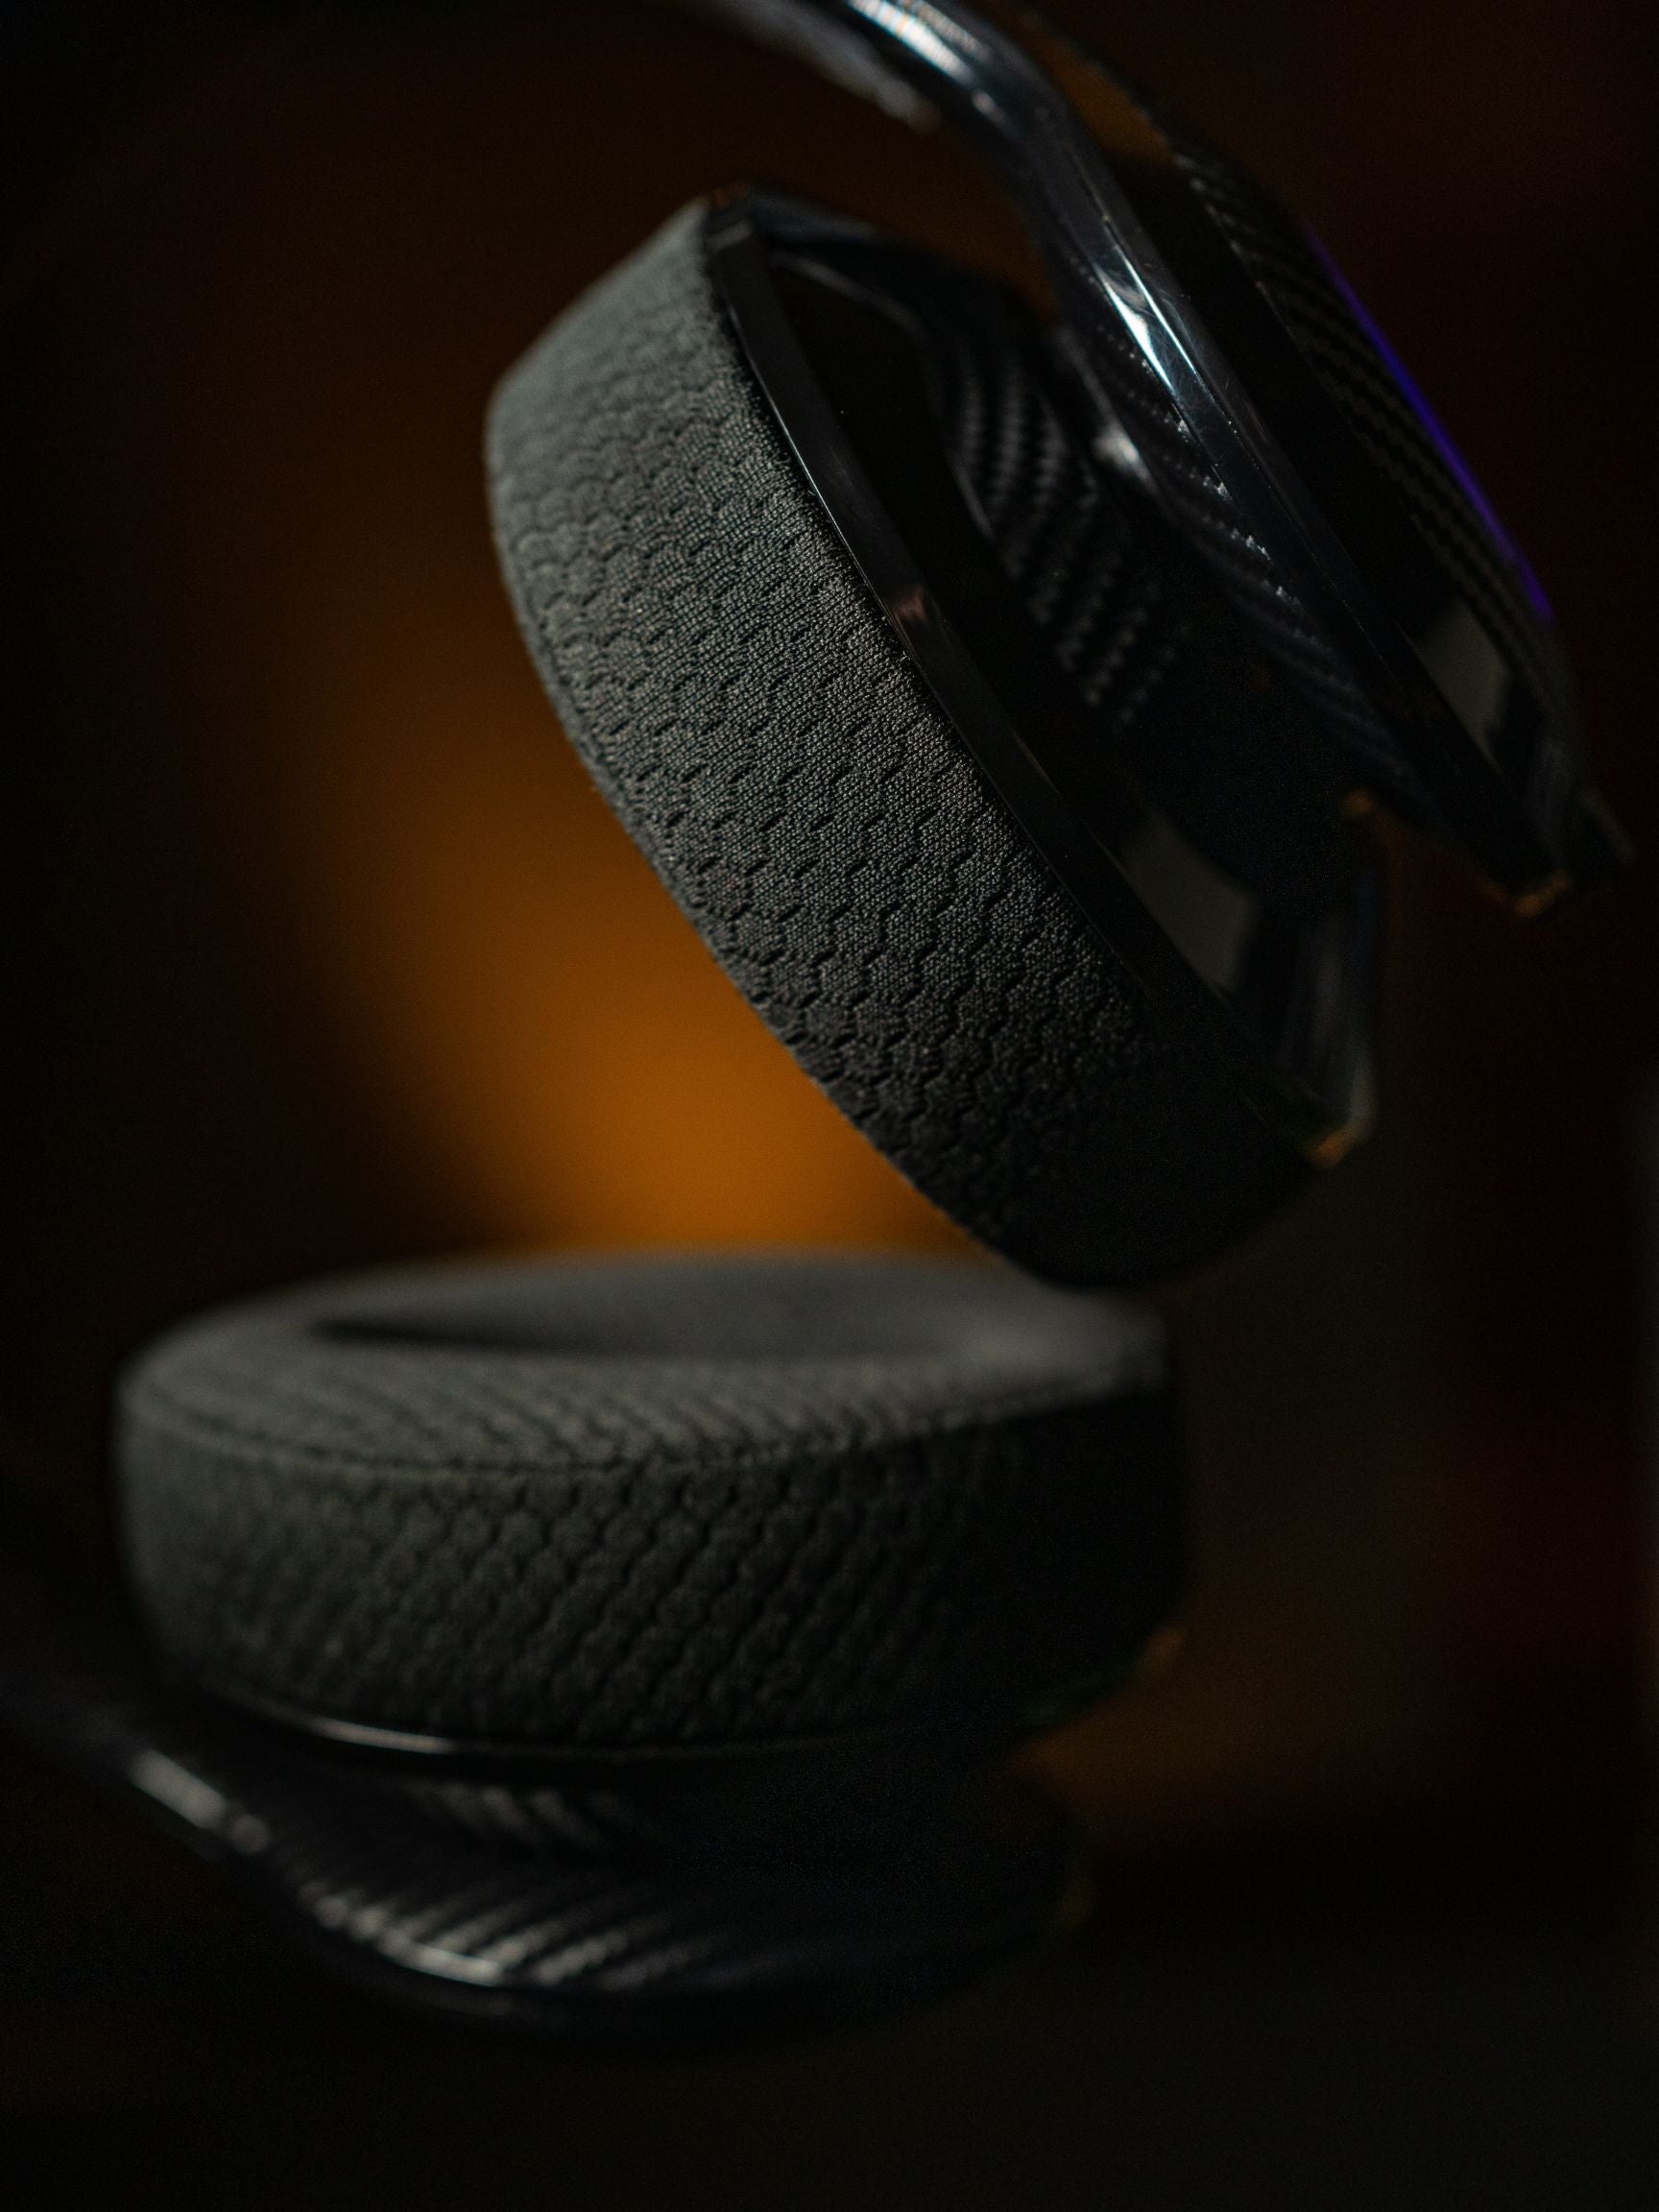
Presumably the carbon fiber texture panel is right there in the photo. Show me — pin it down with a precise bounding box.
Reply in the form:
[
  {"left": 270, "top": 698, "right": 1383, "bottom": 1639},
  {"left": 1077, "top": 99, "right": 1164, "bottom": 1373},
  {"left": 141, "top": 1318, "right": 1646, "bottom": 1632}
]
[
  {"left": 0, "top": 1632, "right": 1073, "bottom": 2045},
  {"left": 1174, "top": 138, "right": 1576, "bottom": 748},
  {"left": 484, "top": 199, "right": 1307, "bottom": 1284}
]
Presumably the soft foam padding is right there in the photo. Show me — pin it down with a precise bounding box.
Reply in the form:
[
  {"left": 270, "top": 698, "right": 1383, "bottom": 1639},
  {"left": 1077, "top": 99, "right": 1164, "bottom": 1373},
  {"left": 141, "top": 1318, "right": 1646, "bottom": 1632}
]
[
  {"left": 119, "top": 1253, "right": 1182, "bottom": 1747},
  {"left": 485, "top": 203, "right": 1302, "bottom": 1286}
]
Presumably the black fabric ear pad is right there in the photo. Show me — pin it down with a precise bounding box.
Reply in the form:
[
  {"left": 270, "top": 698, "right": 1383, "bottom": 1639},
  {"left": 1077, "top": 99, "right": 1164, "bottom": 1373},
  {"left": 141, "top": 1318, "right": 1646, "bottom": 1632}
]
[
  {"left": 485, "top": 203, "right": 1304, "bottom": 1287},
  {"left": 118, "top": 1254, "right": 1182, "bottom": 1749}
]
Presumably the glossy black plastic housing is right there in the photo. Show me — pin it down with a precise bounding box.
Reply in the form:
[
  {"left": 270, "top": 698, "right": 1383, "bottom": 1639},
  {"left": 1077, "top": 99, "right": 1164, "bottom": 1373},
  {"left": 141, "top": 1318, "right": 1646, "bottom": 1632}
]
[
  {"left": 699, "top": 0, "right": 1625, "bottom": 907},
  {"left": 709, "top": 193, "right": 1378, "bottom": 1163},
  {"left": 0, "top": 1545, "right": 1074, "bottom": 2046}
]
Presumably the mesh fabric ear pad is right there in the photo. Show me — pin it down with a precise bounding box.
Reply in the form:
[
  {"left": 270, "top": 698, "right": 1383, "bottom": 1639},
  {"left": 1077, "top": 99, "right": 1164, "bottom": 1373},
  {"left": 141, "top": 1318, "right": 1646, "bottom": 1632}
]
[
  {"left": 118, "top": 1254, "right": 1182, "bottom": 1748},
  {"left": 485, "top": 204, "right": 1303, "bottom": 1287}
]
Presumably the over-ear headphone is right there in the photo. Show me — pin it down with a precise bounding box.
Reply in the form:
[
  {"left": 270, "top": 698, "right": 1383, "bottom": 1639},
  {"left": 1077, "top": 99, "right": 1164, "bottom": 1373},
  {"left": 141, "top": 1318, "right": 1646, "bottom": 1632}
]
[{"left": 84, "top": 0, "right": 1621, "bottom": 2037}]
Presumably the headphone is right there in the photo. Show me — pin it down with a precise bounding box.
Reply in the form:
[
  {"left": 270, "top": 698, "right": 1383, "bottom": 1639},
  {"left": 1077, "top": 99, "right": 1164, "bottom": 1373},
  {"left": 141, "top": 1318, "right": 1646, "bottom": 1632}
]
[{"left": 88, "top": 0, "right": 1620, "bottom": 2037}]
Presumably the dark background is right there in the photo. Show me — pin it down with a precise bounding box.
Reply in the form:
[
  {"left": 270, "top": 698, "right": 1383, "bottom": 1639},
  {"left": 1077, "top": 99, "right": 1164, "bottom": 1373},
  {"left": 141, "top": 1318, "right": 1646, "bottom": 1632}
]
[{"left": 3, "top": 1, "right": 1658, "bottom": 2200}]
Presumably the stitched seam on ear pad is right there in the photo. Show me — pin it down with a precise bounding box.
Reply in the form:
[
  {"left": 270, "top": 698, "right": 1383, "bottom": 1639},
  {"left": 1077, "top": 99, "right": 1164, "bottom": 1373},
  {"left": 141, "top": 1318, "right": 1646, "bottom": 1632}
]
[
  {"left": 485, "top": 204, "right": 1162, "bottom": 1263},
  {"left": 119, "top": 1258, "right": 1184, "bottom": 1748}
]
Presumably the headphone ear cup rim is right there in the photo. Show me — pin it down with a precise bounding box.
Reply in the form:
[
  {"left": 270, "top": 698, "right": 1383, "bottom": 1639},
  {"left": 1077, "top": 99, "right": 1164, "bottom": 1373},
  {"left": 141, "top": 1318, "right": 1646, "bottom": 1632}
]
[{"left": 485, "top": 199, "right": 1304, "bottom": 1287}]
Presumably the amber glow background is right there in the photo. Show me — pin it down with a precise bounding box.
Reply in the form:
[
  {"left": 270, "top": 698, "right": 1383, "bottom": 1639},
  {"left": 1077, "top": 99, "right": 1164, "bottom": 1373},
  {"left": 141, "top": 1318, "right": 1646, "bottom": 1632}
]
[{"left": 4, "top": 0, "right": 1655, "bottom": 1848}]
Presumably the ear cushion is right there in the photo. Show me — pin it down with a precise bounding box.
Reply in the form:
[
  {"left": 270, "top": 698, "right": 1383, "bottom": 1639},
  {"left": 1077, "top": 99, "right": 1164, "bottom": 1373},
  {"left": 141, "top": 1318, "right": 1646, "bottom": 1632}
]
[
  {"left": 118, "top": 1254, "right": 1182, "bottom": 1749},
  {"left": 485, "top": 204, "right": 1303, "bottom": 1286}
]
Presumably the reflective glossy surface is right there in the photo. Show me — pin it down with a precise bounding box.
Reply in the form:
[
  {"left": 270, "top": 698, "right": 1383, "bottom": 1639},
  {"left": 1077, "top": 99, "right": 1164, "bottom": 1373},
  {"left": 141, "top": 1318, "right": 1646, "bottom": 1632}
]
[
  {"left": 0, "top": 1546, "right": 1073, "bottom": 2047},
  {"left": 702, "top": 0, "right": 1625, "bottom": 903},
  {"left": 710, "top": 193, "right": 1377, "bottom": 1161}
]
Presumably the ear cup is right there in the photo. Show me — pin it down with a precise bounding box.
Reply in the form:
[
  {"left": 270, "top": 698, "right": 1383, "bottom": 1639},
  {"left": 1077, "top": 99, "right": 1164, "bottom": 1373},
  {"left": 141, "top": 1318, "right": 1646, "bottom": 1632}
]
[
  {"left": 486, "top": 204, "right": 1305, "bottom": 1286},
  {"left": 118, "top": 1255, "right": 1183, "bottom": 1748}
]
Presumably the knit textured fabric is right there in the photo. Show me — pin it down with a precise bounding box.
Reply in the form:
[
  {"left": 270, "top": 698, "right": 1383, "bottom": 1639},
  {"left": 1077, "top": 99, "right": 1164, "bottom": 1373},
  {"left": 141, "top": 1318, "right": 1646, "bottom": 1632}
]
[
  {"left": 119, "top": 1254, "right": 1184, "bottom": 1748},
  {"left": 485, "top": 203, "right": 1301, "bottom": 1285}
]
